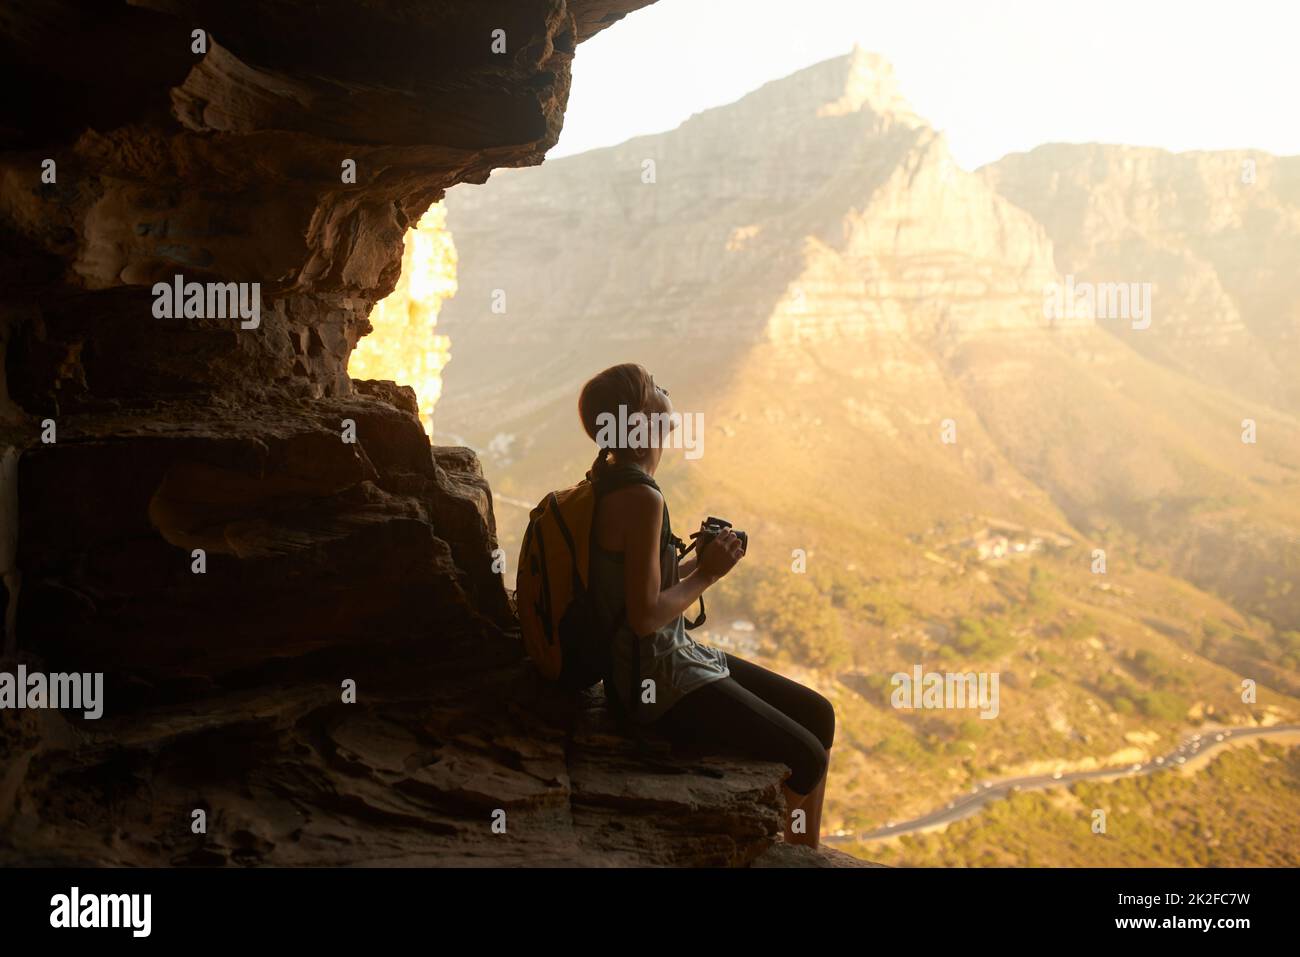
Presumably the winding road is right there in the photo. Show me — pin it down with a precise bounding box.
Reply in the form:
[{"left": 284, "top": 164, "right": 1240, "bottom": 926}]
[{"left": 827, "top": 723, "right": 1300, "bottom": 844}]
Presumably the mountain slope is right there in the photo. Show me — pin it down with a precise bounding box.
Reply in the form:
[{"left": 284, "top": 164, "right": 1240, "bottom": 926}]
[{"left": 436, "top": 48, "right": 1300, "bottom": 632}]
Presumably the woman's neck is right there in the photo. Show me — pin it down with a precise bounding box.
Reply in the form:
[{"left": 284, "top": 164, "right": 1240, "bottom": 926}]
[{"left": 611, "top": 454, "right": 655, "bottom": 478}]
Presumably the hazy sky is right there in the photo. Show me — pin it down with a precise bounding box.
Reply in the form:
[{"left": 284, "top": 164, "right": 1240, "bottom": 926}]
[{"left": 554, "top": 0, "right": 1299, "bottom": 169}]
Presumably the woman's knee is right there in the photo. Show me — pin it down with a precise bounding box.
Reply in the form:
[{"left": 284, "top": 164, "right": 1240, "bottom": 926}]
[
  {"left": 805, "top": 689, "right": 835, "bottom": 751},
  {"left": 789, "top": 739, "right": 829, "bottom": 794}
]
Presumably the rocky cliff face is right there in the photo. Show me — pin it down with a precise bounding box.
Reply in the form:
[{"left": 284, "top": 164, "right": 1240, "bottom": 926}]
[
  {"left": 983, "top": 144, "right": 1300, "bottom": 414},
  {"left": 435, "top": 46, "right": 1091, "bottom": 465},
  {"left": 0, "top": 0, "right": 855, "bottom": 867},
  {"left": 439, "top": 48, "right": 1070, "bottom": 357}
]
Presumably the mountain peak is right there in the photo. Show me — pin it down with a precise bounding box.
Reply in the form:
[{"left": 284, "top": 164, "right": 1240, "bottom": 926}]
[{"left": 762, "top": 46, "right": 921, "bottom": 124}]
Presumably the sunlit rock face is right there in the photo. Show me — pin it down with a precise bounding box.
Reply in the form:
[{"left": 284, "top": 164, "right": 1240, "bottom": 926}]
[
  {"left": 982, "top": 145, "right": 1300, "bottom": 414},
  {"left": 432, "top": 46, "right": 1093, "bottom": 496},
  {"left": 348, "top": 204, "right": 457, "bottom": 435},
  {"left": 0, "top": 0, "right": 873, "bottom": 869},
  {"left": 438, "top": 45, "right": 1073, "bottom": 364}
]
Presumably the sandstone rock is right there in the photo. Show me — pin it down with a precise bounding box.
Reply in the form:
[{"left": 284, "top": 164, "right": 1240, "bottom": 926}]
[
  {"left": 752, "top": 843, "right": 884, "bottom": 868},
  {"left": 1, "top": 656, "right": 806, "bottom": 867}
]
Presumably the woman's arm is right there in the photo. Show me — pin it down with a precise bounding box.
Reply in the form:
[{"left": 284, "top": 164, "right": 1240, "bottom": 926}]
[{"left": 623, "top": 486, "right": 743, "bottom": 636}]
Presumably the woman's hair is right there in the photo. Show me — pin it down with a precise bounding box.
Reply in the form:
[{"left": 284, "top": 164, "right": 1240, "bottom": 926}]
[{"left": 579, "top": 362, "right": 657, "bottom": 478}]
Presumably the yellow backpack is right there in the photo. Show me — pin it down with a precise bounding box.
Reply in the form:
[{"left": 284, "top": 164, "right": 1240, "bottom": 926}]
[{"left": 515, "top": 466, "right": 660, "bottom": 690}]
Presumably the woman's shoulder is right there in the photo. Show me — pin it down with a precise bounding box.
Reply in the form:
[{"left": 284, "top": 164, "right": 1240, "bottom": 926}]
[
  {"left": 600, "top": 482, "right": 664, "bottom": 523},
  {"left": 601, "top": 480, "right": 662, "bottom": 504}
]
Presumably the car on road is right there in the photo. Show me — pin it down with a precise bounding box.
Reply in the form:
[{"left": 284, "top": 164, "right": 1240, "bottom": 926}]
[{"left": 1052, "top": 771, "right": 1063, "bottom": 779}]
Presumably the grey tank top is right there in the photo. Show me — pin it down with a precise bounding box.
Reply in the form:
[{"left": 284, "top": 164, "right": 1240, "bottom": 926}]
[{"left": 589, "top": 521, "right": 729, "bottom": 725}]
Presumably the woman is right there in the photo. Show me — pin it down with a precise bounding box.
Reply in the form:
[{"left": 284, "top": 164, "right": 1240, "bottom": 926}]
[{"left": 580, "top": 363, "right": 835, "bottom": 848}]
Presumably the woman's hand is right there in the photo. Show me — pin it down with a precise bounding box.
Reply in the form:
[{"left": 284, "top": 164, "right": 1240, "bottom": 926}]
[{"left": 698, "top": 528, "right": 745, "bottom": 581}]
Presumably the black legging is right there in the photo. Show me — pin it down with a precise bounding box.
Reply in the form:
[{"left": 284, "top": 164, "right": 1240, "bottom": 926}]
[{"left": 654, "top": 653, "right": 835, "bottom": 794}]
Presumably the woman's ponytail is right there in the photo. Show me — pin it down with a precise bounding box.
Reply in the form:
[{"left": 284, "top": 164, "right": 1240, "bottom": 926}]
[{"left": 589, "top": 447, "right": 613, "bottom": 482}]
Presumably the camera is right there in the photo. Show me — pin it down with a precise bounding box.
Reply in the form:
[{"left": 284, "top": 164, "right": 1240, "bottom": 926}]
[{"left": 695, "top": 516, "right": 748, "bottom": 554}]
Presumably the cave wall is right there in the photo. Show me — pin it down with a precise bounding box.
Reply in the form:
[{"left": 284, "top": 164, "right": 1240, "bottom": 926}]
[{"left": 2, "top": 0, "right": 661, "bottom": 674}]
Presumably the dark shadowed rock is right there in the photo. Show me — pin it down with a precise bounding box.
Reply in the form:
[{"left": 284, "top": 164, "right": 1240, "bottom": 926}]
[{"left": 752, "top": 844, "right": 883, "bottom": 867}]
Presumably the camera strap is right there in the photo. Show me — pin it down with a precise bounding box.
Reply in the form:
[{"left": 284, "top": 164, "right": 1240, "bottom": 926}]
[
  {"left": 674, "top": 535, "right": 707, "bottom": 630},
  {"left": 684, "top": 600, "right": 706, "bottom": 630}
]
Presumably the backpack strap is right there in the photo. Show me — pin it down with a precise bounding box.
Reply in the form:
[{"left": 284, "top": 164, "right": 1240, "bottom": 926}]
[
  {"left": 547, "top": 491, "right": 583, "bottom": 592},
  {"left": 588, "top": 462, "right": 660, "bottom": 498}
]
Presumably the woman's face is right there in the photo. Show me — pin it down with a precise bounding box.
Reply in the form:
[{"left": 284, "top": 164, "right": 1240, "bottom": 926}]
[
  {"left": 650, "top": 376, "right": 674, "bottom": 426},
  {"left": 639, "top": 375, "right": 674, "bottom": 471}
]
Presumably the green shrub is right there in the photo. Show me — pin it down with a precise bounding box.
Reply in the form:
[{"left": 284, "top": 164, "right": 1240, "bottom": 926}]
[
  {"left": 875, "top": 732, "right": 928, "bottom": 763},
  {"left": 1136, "top": 689, "right": 1188, "bottom": 722},
  {"left": 952, "top": 616, "right": 1017, "bottom": 660},
  {"left": 749, "top": 568, "right": 851, "bottom": 669},
  {"left": 1060, "top": 615, "right": 1098, "bottom": 641},
  {"left": 1027, "top": 565, "right": 1056, "bottom": 611}
]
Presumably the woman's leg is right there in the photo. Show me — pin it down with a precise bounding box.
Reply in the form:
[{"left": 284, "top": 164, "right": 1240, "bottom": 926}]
[
  {"left": 721, "top": 654, "right": 835, "bottom": 848},
  {"left": 656, "top": 655, "right": 835, "bottom": 846},
  {"left": 721, "top": 654, "right": 835, "bottom": 751}
]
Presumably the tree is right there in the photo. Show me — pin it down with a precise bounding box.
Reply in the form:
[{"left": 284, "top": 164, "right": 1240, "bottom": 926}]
[{"left": 749, "top": 568, "right": 850, "bottom": 669}]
